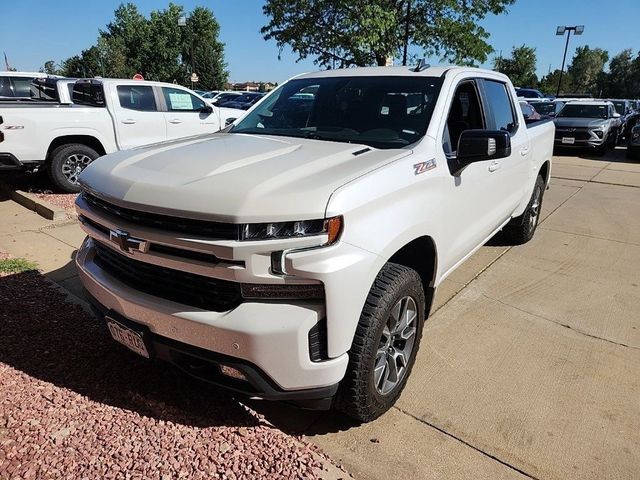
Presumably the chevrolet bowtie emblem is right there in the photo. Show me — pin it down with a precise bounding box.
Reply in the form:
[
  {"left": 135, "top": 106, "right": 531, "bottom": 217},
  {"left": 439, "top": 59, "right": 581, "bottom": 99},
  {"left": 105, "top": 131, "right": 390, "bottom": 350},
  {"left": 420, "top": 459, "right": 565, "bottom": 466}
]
[{"left": 109, "top": 229, "right": 149, "bottom": 254}]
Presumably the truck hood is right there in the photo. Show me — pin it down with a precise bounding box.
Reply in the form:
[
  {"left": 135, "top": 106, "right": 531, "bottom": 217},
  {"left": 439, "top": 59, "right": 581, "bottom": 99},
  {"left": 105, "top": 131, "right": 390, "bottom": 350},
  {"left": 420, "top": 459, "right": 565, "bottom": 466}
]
[
  {"left": 554, "top": 117, "right": 608, "bottom": 129},
  {"left": 79, "top": 133, "right": 410, "bottom": 223}
]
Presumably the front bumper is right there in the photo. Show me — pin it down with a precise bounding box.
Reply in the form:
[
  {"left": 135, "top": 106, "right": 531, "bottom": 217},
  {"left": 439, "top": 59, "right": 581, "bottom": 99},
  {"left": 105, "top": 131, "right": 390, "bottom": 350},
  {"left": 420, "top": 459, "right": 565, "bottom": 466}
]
[{"left": 75, "top": 237, "right": 349, "bottom": 395}]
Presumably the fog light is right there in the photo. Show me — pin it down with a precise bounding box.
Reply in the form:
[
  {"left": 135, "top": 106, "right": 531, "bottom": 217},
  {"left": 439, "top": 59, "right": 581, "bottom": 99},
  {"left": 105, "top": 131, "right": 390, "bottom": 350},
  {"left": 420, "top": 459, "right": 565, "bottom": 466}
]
[
  {"left": 220, "top": 365, "right": 247, "bottom": 381},
  {"left": 593, "top": 130, "right": 604, "bottom": 139}
]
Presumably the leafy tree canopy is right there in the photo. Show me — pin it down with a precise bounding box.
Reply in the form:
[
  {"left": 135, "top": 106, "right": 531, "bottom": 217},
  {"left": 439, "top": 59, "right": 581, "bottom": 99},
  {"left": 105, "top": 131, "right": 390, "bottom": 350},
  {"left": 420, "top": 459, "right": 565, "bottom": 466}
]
[
  {"left": 494, "top": 45, "right": 537, "bottom": 87},
  {"left": 46, "top": 3, "right": 228, "bottom": 90},
  {"left": 262, "top": 0, "right": 515, "bottom": 68}
]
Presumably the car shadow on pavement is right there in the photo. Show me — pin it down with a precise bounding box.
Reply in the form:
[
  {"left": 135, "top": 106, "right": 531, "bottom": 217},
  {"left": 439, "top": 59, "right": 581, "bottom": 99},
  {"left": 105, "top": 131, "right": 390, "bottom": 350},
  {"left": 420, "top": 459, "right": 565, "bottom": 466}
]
[
  {"left": 555, "top": 145, "right": 635, "bottom": 163},
  {"left": 0, "top": 268, "right": 263, "bottom": 430}
]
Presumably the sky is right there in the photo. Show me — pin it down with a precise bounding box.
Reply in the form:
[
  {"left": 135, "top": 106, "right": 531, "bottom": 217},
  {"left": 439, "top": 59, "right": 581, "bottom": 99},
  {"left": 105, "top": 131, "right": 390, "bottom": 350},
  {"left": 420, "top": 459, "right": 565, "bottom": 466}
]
[{"left": 1, "top": 0, "right": 639, "bottom": 83}]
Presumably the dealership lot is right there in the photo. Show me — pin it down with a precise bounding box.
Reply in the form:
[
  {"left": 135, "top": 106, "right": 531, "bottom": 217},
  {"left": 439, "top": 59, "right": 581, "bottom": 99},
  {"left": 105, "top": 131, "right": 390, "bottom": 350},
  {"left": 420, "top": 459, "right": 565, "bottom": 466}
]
[{"left": 0, "top": 149, "right": 639, "bottom": 479}]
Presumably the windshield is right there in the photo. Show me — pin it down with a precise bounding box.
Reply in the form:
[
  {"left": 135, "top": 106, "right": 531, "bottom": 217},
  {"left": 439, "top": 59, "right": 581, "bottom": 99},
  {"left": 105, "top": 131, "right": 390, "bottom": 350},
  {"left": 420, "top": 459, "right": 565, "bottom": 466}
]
[
  {"left": 230, "top": 76, "right": 443, "bottom": 149},
  {"left": 529, "top": 102, "right": 554, "bottom": 115},
  {"left": 557, "top": 104, "right": 608, "bottom": 119}
]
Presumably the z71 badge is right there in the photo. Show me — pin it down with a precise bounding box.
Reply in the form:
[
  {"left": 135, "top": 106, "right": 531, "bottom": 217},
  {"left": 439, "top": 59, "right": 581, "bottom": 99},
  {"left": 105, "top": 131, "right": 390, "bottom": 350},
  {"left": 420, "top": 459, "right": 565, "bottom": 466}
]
[{"left": 413, "top": 159, "right": 436, "bottom": 175}]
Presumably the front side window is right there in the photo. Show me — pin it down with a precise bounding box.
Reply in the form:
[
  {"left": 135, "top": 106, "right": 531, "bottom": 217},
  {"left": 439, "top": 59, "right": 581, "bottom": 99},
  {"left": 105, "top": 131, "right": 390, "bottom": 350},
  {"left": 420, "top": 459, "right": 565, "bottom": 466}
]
[
  {"left": 231, "top": 76, "right": 443, "bottom": 149},
  {"left": 162, "top": 87, "right": 206, "bottom": 112},
  {"left": 117, "top": 85, "right": 157, "bottom": 111},
  {"left": 484, "top": 80, "right": 517, "bottom": 133},
  {"left": 443, "top": 81, "right": 485, "bottom": 154}
]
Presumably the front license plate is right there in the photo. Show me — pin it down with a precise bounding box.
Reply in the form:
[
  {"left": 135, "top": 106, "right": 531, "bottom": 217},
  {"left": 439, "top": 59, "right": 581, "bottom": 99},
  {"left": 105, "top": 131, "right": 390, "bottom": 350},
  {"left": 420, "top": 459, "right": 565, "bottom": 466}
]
[
  {"left": 106, "top": 318, "right": 150, "bottom": 358},
  {"left": 562, "top": 137, "right": 575, "bottom": 144}
]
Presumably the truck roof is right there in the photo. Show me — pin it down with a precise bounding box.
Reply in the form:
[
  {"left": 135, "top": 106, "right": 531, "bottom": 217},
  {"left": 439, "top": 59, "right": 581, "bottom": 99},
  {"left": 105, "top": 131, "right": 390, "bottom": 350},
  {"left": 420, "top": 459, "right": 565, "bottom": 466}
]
[
  {"left": 80, "top": 78, "right": 198, "bottom": 89},
  {"left": 295, "top": 65, "right": 506, "bottom": 80}
]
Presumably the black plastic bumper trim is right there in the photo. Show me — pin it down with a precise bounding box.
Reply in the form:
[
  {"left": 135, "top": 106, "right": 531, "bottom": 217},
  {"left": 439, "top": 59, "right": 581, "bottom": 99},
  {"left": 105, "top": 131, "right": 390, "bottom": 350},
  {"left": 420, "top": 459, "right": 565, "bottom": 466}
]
[{"left": 86, "top": 291, "right": 338, "bottom": 409}]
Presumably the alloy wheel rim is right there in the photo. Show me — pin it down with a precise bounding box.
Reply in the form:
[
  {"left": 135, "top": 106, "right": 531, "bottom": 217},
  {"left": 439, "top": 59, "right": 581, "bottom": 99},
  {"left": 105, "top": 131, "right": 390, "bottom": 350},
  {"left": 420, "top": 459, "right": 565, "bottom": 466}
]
[
  {"left": 61, "top": 154, "right": 92, "bottom": 185},
  {"left": 373, "top": 296, "right": 418, "bottom": 395},
  {"left": 529, "top": 186, "right": 542, "bottom": 230}
]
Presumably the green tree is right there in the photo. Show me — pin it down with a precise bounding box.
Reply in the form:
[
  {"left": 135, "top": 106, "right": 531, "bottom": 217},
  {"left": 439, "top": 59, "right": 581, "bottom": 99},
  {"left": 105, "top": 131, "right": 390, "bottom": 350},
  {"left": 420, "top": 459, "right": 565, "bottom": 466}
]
[
  {"left": 40, "top": 60, "right": 60, "bottom": 75},
  {"left": 538, "top": 69, "right": 573, "bottom": 96},
  {"left": 494, "top": 45, "right": 537, "bottom": 87},
  {"left": 262, "top": 0, "right": 515, "bottom": 68},
  {"left": 567, "top": 46, "right": 608, "bottom": 95},
  {"left": 58, "top": 2, "right": 227, "bottom": 89},
  {"left": 603, "top": 49, "right": 634, "bottom": 98}
]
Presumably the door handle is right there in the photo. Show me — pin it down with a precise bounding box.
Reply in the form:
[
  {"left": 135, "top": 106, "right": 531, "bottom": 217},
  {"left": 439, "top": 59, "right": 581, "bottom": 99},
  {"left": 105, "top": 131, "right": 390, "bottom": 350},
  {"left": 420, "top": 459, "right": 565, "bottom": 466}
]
[
  {"left": 520, "top": 147, "right": 530, "bottom": 156},
  {"left": 488, "top": 161, "right": 500, "bottom": 172},
  {"left": 168, "top": 119, "right": 183, "bottom": 124},
  {"left": 121, "top": 119, "right": 137, "bottom": 124}
]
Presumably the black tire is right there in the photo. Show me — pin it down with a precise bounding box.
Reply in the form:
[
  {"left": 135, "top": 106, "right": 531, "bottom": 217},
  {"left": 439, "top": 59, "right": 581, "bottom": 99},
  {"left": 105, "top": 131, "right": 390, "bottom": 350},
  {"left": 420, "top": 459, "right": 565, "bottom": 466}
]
[
  {"left": 502, "top": 175, "right": 545, "bottom": 245},
  {"left": 336, "top": 263, "right": 425, "bottom": 423},
  {"left": 47, "top": 143, "right": 99, "bottom": 193}
]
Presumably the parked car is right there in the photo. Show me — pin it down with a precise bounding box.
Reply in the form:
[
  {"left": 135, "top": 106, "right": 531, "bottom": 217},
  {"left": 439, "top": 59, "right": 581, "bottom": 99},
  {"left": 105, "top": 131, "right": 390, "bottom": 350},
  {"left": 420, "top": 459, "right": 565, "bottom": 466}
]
[
  {"left": 520, "top": 101, "right": 542, "bottom": 121},
  {"left": 200, "top": 90, "right": 220, "bottom": 99},
  {"left": 607, "top": 99, "right": 637, "bottom": 142},
  {"left": 529, "top": 100, "right": 565, "bottom": 117},
  {"left": 553, "top": 101, "right": 620, "bottom": 155},
  {"left": 74, "top": 65, "right": 554, "bottom": 422},
  {"left": 0, "top": 78, "right": 244, "bottom": 192},
  {"left": 219, "top": 92, "right": 265, "bottom": 110},
  {"left": 627, "top": 124, "right": 640, "bottom": 160},
  {"left": 515, "top": 88, "right": 546, "bottom": 99},
  {"left": 0, "top": 71, "right": 62, "bottom": 99},
  {"left": 0, "top": 77, "right": 77, "bottom": 105},
  {"left": 210, "top": 91, "right": 242, "bottom": 105}
]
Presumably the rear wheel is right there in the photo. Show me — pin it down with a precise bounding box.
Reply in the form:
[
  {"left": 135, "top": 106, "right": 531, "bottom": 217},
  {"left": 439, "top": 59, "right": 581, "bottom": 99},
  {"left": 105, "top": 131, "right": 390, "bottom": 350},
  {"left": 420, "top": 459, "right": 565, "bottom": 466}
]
[
  {"left": 48, "top": 144, "right": 99, "bottom": 193},
  {"left": 502, "top": 175, "right": 545, "bottom": 245},
  {"left": 336, "top": 263, "right": 425, "bottom": 423}
]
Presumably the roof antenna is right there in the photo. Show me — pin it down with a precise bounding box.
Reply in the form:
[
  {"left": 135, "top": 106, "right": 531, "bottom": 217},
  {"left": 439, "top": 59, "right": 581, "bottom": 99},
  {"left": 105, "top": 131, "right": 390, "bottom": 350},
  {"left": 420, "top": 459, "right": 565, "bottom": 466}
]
[{"left": 412, "top": 58, "right": 430, "bottom": 72}]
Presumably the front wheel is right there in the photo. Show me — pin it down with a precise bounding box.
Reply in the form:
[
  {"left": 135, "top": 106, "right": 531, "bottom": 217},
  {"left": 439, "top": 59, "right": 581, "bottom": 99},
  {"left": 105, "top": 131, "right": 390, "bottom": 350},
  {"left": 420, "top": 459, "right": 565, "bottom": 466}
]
[
  {"left": 48, "top": 144, "right": 99, "bottom": 193},
  {"left": 336, "top": 263, "right": 425, "bottom": 423},
  {"left": 503, "top": 175, "right": 545, "bottom": 245}
]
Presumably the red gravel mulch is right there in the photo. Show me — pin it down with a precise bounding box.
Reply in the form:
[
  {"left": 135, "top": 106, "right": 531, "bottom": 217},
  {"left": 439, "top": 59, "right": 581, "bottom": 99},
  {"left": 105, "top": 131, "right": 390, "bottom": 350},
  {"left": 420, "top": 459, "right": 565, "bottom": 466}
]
[
  {"left": 0, "top": 271, "right": 345, "bottom": 479},
  {"left": 31, "top": 192, "right": 78, "bottom": 212}
]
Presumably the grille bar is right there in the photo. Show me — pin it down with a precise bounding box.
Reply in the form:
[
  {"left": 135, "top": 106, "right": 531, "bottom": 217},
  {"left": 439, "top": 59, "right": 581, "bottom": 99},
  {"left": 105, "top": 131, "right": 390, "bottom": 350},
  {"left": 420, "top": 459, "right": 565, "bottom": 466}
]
[
  {"left": 93, "top": 241, "right": 242, "bottom": 312},
  {"left": 83, "top": 192, "right": 240, "bottom": 239}
]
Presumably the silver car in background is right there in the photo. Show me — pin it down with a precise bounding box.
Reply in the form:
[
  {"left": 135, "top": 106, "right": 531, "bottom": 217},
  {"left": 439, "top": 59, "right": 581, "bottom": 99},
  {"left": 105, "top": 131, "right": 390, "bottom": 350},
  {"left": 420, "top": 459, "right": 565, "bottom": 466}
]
[{"left": 553, "top": 101, "right": 621, "bottom": 155}]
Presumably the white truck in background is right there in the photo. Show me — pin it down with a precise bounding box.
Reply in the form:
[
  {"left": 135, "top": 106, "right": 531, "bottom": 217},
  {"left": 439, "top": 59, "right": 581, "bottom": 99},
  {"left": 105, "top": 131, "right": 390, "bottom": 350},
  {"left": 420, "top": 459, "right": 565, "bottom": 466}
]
[
  {"left": 0, "top": 78, "right": 245, "bottom": 192},
  {"left": 75, "top": 65, "right": 554, "bottom": 422}
]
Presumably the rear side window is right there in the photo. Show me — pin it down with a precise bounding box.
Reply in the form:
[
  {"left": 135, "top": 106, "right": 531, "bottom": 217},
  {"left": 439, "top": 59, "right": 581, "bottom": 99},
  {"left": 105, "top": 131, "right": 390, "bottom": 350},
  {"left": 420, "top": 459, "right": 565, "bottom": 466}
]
[
  {"left": 162, "top": 87, "right": 206, "bottom": 112},
  {"left": 484, "top": 80, "right": 517, "bottom": 134},
  {"left": 117, "top": 85, "right": 157, "bottom": 111},
  {"left": 72, "top": 81, "right": 106, "bottom": 106}
]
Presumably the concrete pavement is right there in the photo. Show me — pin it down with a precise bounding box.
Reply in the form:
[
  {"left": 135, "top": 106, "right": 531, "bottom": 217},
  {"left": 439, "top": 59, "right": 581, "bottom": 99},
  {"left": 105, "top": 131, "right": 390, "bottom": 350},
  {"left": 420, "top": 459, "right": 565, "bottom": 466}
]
[{"left": 0, "top": 149, "right": 638, "bottom": 479}]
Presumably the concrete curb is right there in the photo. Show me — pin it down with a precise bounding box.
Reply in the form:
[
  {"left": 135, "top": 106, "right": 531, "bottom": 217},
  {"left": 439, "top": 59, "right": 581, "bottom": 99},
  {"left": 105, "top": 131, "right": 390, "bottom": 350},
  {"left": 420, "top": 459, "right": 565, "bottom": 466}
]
[{"left": 0, "top": 180, "right": 68, "bottom": 221}]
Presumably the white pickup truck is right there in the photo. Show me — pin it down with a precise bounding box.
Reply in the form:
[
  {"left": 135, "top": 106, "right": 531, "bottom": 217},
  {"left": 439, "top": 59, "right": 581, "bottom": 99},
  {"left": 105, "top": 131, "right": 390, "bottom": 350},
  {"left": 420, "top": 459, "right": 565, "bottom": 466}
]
[
  {"left": 74, "top": 65, "right": 554, "bottom": 422},
  {"left": 0, "top": 78, "right": 244, "bottom": 192}
]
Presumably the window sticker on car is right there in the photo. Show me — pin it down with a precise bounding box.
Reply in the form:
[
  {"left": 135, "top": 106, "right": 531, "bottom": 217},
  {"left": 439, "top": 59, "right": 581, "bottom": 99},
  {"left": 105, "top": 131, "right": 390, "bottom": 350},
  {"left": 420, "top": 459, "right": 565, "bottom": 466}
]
[
  {"left": 168, "top": 92, "right": 194, "bottom": 110},
  {"left": 414, "top": 159, "right": 436, "bottom": 175}
]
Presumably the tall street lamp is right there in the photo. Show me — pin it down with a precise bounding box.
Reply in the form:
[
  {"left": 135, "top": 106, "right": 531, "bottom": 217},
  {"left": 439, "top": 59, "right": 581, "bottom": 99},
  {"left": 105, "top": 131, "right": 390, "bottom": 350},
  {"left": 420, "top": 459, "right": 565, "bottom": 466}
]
[
  {"left": 555, "top": 25, "right": 584, "bottom": 97},
  {"left": 178, "top": 14, "right": 195, "bottom": 88}
]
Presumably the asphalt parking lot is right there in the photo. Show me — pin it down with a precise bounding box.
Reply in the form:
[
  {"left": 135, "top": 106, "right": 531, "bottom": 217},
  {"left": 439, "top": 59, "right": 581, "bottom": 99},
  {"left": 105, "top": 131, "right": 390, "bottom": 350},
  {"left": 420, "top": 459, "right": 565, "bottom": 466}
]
[{"left": 0, "top": 147, "right": 638, "bottom": 479}]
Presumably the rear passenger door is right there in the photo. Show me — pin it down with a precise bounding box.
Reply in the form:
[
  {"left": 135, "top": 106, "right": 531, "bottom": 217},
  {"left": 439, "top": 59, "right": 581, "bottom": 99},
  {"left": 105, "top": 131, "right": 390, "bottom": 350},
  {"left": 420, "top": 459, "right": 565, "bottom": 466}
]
[
  {"left": 113, "top": 84, "right": 166, "bottom": 149},
  {"left": 479, "top": 79, "right": 531, "bottom": 219},
  {"left": 160, "top": 87, "right": 220, "bottom": 140}
]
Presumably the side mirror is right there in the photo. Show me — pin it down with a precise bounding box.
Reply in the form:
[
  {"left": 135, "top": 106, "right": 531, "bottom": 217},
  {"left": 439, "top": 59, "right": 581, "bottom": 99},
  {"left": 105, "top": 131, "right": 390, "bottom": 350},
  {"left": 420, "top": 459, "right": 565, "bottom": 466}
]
[
  {"left": 225, "top": 117, "right": 237, "bottom": 126},
  {"left": 201, "top": 104, "right": 213, "bottom": 114},
  {"left": 612, "top": 112, "right": 621, "bottom": 118},
  {"left": 453, "top": 130, "right": 511, "bottom": 174}
]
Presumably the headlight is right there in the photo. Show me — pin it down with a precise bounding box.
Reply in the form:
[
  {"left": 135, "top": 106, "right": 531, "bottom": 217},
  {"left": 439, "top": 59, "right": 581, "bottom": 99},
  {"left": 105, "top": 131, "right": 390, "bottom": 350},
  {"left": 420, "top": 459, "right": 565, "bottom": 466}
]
[
  {"left": 633, "top": 132, "right": 640, "bottom": 139},
  {"left": 593, "top": 130, "right": 604, "bottom": 139},
  {"left": 240, "top": 216, "right": 343, "bottom": 244}
]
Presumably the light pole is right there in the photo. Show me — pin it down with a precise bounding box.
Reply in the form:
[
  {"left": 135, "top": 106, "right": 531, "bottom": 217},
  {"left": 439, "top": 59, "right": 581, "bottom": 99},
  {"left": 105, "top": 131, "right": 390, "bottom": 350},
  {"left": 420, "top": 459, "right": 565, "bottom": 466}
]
[
  {"left": 178, "top": 14, "right": 195, "bottom": 88},
  {"left": 555, "top": 25, "right": 584, "bottom": 97}
]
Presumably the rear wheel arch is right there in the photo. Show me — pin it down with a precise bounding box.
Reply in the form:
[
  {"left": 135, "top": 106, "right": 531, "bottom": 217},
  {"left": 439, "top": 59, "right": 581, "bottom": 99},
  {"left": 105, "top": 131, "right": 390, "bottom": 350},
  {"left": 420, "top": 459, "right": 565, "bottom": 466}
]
[
  {"left": 46, "top": 135, "right": 106, "bottom": 160},
  {"left": 539, "top": 160, "right": 551, "bottom": 187}
]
